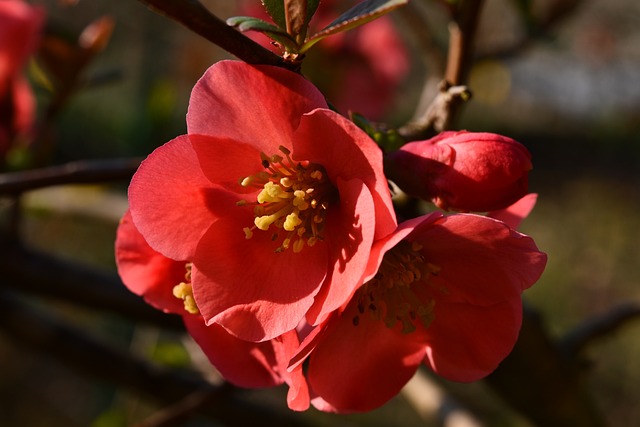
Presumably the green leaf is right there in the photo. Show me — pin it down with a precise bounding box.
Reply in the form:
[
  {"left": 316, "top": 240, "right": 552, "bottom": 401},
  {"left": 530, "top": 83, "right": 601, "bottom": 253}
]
[
  {"left": 261, "top": 0, "right": 287, "bottom": 29},
  {"left": 305, "top": 0, "right": 320, "bottom": 26},
  {"left": 300, "top": 0, "right": 408, "bottom": 54},
  {"left": 227, "top": 16, "right": 299, "bottom": 52},
  {"left": 350, "top": 112, "right": 405, "bottom": 151}
]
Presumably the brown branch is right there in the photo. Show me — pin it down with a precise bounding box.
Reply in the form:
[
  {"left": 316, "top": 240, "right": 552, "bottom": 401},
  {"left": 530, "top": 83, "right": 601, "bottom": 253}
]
[
  {"left": 484, "top": 304, "right": 605, "bottom": 427},
  {"left": 444, "top": 0, "right": 484, "bottom": 86},
  {"left": 135, "top": 0, "right": 292, "bottom": 69},
  {"left": 398, "top": 0, "right": 484, "bottom": 141},
  {"left": 0, "top": 242, "right": 183, "bottom": 330},
  {"left": 0, "top": 291, "right": 311, "bottom": 427},
  {"left": 0, "top": 157, "right": 142, "bottom": 195},
  {"left": 560, "top": 302, "right": 640, "bottom": 357},
  {"left": 0, "top": 290, "right": 209, "bottom": 400}
]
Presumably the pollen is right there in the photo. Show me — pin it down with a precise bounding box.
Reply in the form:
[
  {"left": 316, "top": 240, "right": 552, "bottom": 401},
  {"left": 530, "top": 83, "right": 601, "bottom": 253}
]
[
  {"left": 173, "top": 281, "right": 199, "bottom": 315},
  {"left": 237, "top": 145, "right": 336, "bottom": 253},
  {"left": 351, "top": 240, "right": 439, "bottom": 334}
]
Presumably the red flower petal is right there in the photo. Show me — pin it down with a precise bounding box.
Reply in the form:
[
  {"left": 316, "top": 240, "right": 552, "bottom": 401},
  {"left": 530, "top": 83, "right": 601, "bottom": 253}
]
[
  {"left": 182, "top": 314, "right": 283, "bottom": 388},
  {"left": 0, "top": 1, "right": 44, "bottom": 80},
  {"left": 413, "top": 214, "right": 547, "bottom": 305},
  {"left": 306, "top": 177, "right": 376, "bottom": 325},
  {"left": 306, "top": 305, "right": 427, "bottom": 412},
  {"left": 187, "top": 61, "right": 327, "bottom": 152},
  {"left": 128, "top": 135, "right": 227, "bottom": 260},
  {"left": 191, "top": 212, "right": 328, "bottom": 342},
  {"left": 488, "top": 193, "right": 538, "bottom": 230},
  {"left": 424, "top": 298, "right": 523, "bottom": 381},
  {"left": 188, "top": 134, "right": 263, "bottom": 194},
  {"left": 273, "top": 331, "right": 311, "bottom": 411},
  {"left": 292, "top": 109, "right": 397, "bottom": 240},
  {"left": 115, "top": 210, "right": 187, "bottom": 314}
]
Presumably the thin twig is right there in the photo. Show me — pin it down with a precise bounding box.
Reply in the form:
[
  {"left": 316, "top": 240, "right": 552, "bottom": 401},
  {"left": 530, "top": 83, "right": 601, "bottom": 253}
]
[
  {"left": 560, "top": 302, "right": 640, "bottom": 357},
  {"left": 134, "top": 389, "right": 221, "bottom": 427},
  {"left": 0, "top": 157, "right": 142, "bottom": 195},
  {"left": 398, "top": 0, "right": 484, "bottom": 140},
  {"left": 135, "top": 0, "right": 292, "bottom": 69}
]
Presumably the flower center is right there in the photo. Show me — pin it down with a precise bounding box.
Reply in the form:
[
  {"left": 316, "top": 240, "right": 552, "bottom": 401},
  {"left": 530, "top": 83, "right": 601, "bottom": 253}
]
[
  {"left": 173, "top": 263, "right": 199, "bottom": 314},
  {"left": 352, "top": 241, "right": 440, "bottom": 334},
  {"left": 238, "top": 145, "right": 335, "bottom": 253}
]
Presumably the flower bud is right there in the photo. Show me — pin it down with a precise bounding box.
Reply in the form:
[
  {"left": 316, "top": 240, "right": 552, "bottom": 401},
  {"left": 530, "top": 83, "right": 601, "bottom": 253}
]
[{"left": 386, "top": 131, "right": 532, "bottom": 211}]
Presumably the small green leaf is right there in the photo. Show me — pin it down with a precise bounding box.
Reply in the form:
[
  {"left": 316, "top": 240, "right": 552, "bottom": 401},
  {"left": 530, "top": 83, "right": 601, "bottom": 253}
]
[
  {"left": 227, "top": 16, "right": 299, "bottom": 52},
  {"left": 350, "top": 112, "right": 405, "bottom": 151},
  {"left": 306, "top": 0, "right": 320, "bottom": 25},
  {"left": 300, "top": 0, "right": 408, "bottom": 53},
  {"left": 261, "top": 0, "right": 287, "bottom": 29},
  {"left": 227, "top": 16, "right": 284, "bottom": 33}
]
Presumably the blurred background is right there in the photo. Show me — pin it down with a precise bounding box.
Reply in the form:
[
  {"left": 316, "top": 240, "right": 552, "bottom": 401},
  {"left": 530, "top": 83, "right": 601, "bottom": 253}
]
[{"left": 1, "top": 0, "right": 639, "bottom": 426}]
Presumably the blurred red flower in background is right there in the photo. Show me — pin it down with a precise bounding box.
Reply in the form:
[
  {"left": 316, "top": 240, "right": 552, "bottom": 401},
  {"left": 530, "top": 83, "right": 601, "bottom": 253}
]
[
  {"left": 0, "top": 0, "right": 44, "bottom": 159},
  {"left": 239, "top": 0, "right": 409, "bottom": 120}
]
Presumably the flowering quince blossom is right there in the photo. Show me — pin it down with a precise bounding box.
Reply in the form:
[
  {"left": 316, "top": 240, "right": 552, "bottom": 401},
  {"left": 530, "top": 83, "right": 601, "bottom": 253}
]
[
  {"left": 288, "top": 212, "right": 547, "bottom": 412},
  {"left": 386, "top": 130, "right": 532, "bottom": 212},
  {"left": 0, "top": 0, "right": 44, "bottom": 158},
  {"left": 126, "top": 60, "right": 396, "bottom": 343},
  {"left": 115, "top": 211, "right": 311, "bottom": 409}
]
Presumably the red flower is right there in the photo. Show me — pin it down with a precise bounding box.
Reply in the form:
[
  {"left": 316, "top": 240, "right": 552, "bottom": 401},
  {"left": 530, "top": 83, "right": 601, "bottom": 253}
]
[
  {"left": 290, "top": 213, "right": 547, "bottom": 412},
  {"left": 117, "top": 211, "right": 313, "bottom": 411},
  {"left": 0, "top": 0, "right": 44, "bottom": 157},
  {"left": 127, "top": 61, "right": 396, "bottom": 343},
  {"left": 386, "top": 131, "right": 532, "bottom": 212}
]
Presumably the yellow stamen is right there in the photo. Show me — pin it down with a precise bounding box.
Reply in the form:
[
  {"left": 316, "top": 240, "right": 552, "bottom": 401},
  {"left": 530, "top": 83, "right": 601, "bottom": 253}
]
[
  {"left": 173, "top": 282, "right": 199, "bottom": 314},
  {"left": 351, "top": 241, "right": 438, "bottom": 334},
  {"left": 284, "top": 212, "right": 302, "bottom": 231},
  {"left": 237, "top": 146, "right": 335, "bottom": 253}
]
